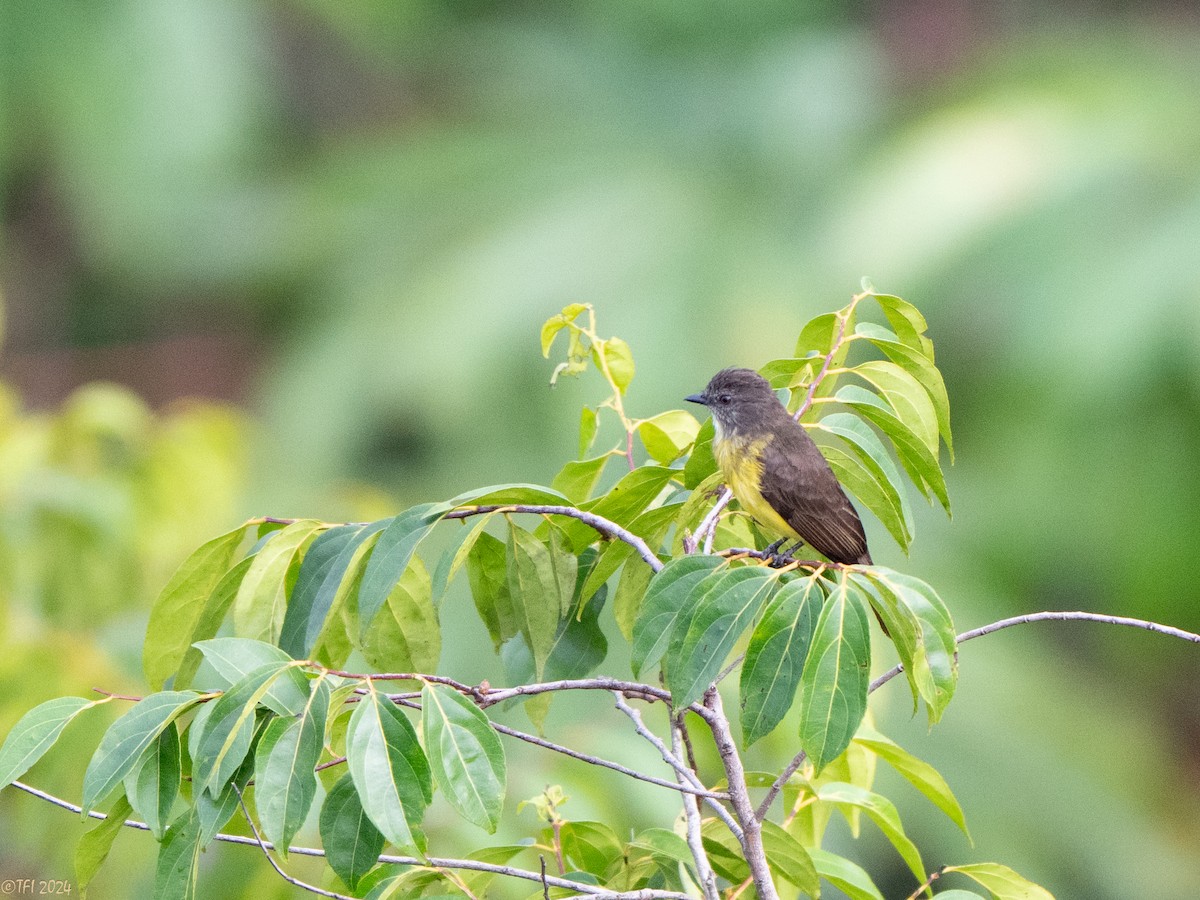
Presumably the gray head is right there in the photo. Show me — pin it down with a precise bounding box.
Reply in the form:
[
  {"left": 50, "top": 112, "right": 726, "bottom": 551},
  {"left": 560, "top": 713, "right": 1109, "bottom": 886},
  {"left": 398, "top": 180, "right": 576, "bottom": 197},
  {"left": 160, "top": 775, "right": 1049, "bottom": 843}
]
[{"left": 685, "top": 367, "right": 787, "bottom": 436}]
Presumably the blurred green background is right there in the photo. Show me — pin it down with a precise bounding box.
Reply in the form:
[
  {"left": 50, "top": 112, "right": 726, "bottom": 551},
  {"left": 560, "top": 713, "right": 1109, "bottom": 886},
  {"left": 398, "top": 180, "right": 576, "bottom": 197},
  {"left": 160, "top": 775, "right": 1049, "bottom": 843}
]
[{"left": 3, "top": 1, "right": 1200, "bottom": 897}]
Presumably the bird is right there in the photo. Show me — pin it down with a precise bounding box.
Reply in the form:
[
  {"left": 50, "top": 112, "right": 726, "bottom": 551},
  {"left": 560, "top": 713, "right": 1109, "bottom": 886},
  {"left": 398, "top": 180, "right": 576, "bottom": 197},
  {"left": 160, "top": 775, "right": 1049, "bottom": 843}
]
[{"left": 685, "top": 367, "right": 872, "bottom": 567}]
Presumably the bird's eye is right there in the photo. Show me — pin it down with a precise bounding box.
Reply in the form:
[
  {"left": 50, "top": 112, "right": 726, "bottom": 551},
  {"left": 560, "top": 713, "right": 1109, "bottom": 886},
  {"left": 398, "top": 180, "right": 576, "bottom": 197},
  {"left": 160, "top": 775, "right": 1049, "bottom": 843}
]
[{"left": 717, "top": 393, "right": 731, "bottom": 405}]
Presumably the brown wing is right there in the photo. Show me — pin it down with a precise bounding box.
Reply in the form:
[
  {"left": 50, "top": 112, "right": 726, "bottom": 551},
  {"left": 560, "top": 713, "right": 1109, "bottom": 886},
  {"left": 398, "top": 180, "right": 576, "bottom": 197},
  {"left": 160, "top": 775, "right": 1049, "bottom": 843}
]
[{"left": 758, "top": 420, "right": 871, "bottom": 565}]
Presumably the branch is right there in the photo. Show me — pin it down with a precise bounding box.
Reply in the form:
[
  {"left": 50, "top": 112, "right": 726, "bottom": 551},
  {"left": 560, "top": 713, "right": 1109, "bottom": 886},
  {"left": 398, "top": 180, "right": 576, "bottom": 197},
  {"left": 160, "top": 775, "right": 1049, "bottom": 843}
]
[
  {"left": 672, "top": 716, "right": 720, "bottom": 900},
  {"left": 446, "top": 504, "right": 662, "bottom": 573},
  {"left": 4, "top": 780, "right": 692, "bottom": 900},
  {"left": 233, "top": 784, "right": 356, "bottom": 900},
  {"left": 612, "top": 692, "right": 743, "bottom": 840},
  {"left": 870, "top": 610, "right": 1200, "bottom": 693},
  {"left": 703, "top": 689, "right": 779, "bottom": 900},
  {"left": 490, "top": 720, "right": 729, "bottom": 800},
  {"left": 757, "top": 608, "right": 1200, "bottom": 820},
  {"left": 479, "top": 676, "right": 672, "bottom": 707}
]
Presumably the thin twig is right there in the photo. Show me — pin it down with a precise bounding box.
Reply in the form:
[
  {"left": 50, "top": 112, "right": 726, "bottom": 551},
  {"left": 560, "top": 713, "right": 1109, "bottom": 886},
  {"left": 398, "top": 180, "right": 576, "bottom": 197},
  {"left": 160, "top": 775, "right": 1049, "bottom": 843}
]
[
  {"left": 755, "top": 751, "right": 808, "bottom": 822},
  {"left": 612, "top": 693, "right": 742, "bottom": 840},
  {"left": 757, "top": 608, "right": 1200, "bottom": 820},
  {"left": 446, "top": 504, "right": 662, "bottom": 572},
  {"left": 5, "top": 780, "right": 691, "bottom": 900},
  {"left": 870, "top": 610, "right": 1200, "bottom": 694},
  {"left": 703, "top": 689, "right": 779, "bottom": 900},
  {"left": 232, "top": 784, "right": 356, "bottom": 900},
  {"left": 491, "top": 721, "right": 728, "bottom": 800},
  {"left": 672, "top": 716, "right": 720, "bottom": 900},
  {"left": 480, "top": 677, "right": 671, "bottom": 707},
  {"left": 904, "top": 864, "right": 946, "bottom": 900}
]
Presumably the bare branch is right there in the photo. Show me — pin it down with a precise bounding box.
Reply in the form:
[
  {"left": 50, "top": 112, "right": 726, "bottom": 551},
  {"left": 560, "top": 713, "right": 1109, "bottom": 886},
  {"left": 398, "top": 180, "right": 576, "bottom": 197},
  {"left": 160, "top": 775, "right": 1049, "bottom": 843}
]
[
  {"left": 754, "top": 749, "right": 807, "bottom": 823},
  {"left": 446, "top": 504, "right": 662, "bottom": 573},
  {"left": 232, "top": 784, "right": 356, "bottom": 900},
  {"left": 757, "top": 608, "right": 1200, "bottom": 820},
  {"left": 870, "top": 610, "right": 1200, "bottom": 693},
  {"left": 703, "top": 689, "right": 779, "bottom": 900},
  {"left": 480, "top": 677, "right": 671, "bottom": 707},
  {"left": 491, "top": 720, "right": 728, "bottom": 800},
  {"left": 612, "top": 693, "right": 742, "bottom": 840},
  {"left": 4, "top": 780, "right": 692, "bottom": 900},
  {"left": 672, "top": 716, "right": 720, "bottom": 900}
]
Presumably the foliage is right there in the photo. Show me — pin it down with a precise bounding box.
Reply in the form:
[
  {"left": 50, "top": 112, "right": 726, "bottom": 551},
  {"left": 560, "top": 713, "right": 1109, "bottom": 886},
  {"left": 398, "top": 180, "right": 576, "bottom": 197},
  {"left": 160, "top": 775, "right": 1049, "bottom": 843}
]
[
  {"left": 0, "top": 290, "right": 1054, "bottom": 900},
  {"left": 0, "top": 379, "right": 245, "bottom": 627}
]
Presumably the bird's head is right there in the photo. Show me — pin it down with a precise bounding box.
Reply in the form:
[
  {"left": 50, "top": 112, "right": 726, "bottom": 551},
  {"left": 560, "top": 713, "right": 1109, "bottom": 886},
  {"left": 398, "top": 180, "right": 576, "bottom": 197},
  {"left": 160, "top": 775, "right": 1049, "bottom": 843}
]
[{"left": 685, "top": 367, "right": 784, "bottom": 438}]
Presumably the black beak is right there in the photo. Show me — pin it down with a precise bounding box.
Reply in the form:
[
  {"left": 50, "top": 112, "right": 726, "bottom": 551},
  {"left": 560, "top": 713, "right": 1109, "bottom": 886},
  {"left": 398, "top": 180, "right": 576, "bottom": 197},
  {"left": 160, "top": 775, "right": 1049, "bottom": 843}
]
[{"left": 685, "top": 392, "right": 707, "bottom": 406}]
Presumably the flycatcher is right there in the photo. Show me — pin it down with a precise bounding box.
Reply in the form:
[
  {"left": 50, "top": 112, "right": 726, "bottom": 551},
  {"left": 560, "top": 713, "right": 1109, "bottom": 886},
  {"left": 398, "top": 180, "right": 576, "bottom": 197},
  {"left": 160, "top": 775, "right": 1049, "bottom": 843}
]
[{"left": 686, "top": 367, "right": 872, "bottom": 566}]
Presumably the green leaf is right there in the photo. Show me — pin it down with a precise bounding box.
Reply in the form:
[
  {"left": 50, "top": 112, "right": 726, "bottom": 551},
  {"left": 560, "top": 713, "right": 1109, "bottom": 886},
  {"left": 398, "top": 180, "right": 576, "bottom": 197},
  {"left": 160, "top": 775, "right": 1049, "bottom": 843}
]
[
  {"left": 143, "top": 525, "right": 247, "bottom": 689},
  {"left": 421, "top": 683, "right": 506, "bottom": 833},
  {"left": 740, "top": 575, "right": 824, "bottom": 746},
  {"left": 682, "top": 417, "right": 717, "bottom": 489},
  {"left": 320, "top": 772, "right": 385, "bottom": 892},
  {"left": 506, "top": 522, "right": 569, "bottom": 679},
  {"left": 124, "top": 721, "right": 181, "bottom": 840},
  {"left": 594, "top": 336, "right": 635, "bottom": 394},
  {"left": 871, "top": 292, "right": 929, "bottom": 350},
  {"left": 808, "top": 848, "right": 884, "bottom": 900},
  {"left": 630, "top": 555, "right": 724, "bottom": 677},
  {"left": 928, "top": 892, "right": 988, "bottom": 899},
  {"left": 612, "top": 555, "right": 654, "bottom": 645},
  {"left": 540, "top": 303, "right": 590, "bottom": 357},
  {"left": 233, "top": 520, "right": 323, "bottom": 643},
  {"left": 551, "top": 454, "right": 612, "bottom": 504},
  {"left": 560, "top": 821, "right": 624, "bottom": 877},
  {"left": 854, "top": 724, "right": 969, "bottom": 838},
  {"left": 361, "top": 556, "right": 440, "bottom": 673},
  {"left": 255, "top": 678, "right": 330, "bottom": 856},
  {"left": 0, "top": 696, "right": 95, "bottom": 791},
  {"left": 346, "top": 687, "right": 433, "bottom": 852},
  {"left": 281, "top": 521, "right": 387, "bottom": 658},
  {"left": 194, "top": 638, "right": 310, "bottom": 717},
  {"left": 192, "top": 662, "right": 298, "bottom": 796},
  {"left": 579, "top": 406, "right": 599, "bottom": 459},
  {"left": 813, "top": 412, "right": 913, "bottom": 545},
  {"left": 666, "top": 567, "right": 779, "bottom": 708},
  {"left": 761, "top": 819, "right": 819, "bottom": 892},
  {"left": 943, "top": 863, "right": 1055, "bottom": 900},
  {"left": 637, "top": 410, "right": 701, "bottom": 464},
  {"left": 836, "top": 384, "right": 950, "bottom": 512},
  {"left": 853, "top": 357, "right": 940, "bottom": 454},
  {"left": 449, "top": 483, "right": 571, "bottom": 508},
  {"left": 467, "top": 531, "right": 517, "bottom": 649},
  {"left": 82, "top": 691, "right": 200, "bottom": 814},
  {"left": 154, "top": 808, "right": 202, "bottom": 900},
  {"left": 559, "top": 465, "right": 676, "bottom": 552},
  {"left": 430, "top": 514, "right": 498, "bottom": 604},
  {"left": 700, "top": 818, "right": 749, "bottom": 884},
  {"left": 581, "top": 501, "right": 681, "bottom": 610},
  {"left": 817, "top": 782, "right": 925, "bottom": 884},
  {"left": 359, "top": 503, "right": 448, "bottom": 637},
  {"left": 859, "top": 569, "right": 957, "bottom": 722},
  {"left": 195, "top": 742, "right": 255, "bottom": 848},
  {"left": 823, "top": 445, "right": 912, "bottom": 553},
  {"left": 797, "top": 576, "right": 870, "bottom": 773},
  {"left": 628, "top": 827, "right": 694, "bottom": 870},
  {"left": 76, "top": 792, "right": 132, "bottom": 898},
  {"left": 173, "top": 556, "right": 254, "bottom": 690},
  {"left": 855, "top": 321, "right": 953, "bottom": 459}
]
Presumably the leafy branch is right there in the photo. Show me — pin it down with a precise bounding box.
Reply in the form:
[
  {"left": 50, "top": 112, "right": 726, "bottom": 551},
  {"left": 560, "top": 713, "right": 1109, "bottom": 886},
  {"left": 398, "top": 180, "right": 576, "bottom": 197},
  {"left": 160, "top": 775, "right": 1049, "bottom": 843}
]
[{"left": 3, "top": 290, "right": 1181, "bottom": 900}]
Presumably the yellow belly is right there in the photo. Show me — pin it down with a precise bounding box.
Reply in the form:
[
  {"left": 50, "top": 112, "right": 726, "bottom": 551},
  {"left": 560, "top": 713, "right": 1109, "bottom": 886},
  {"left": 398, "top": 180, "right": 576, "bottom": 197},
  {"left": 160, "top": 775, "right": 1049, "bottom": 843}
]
[{"left": 713, "top": 432, "right": 801, "bottom": 542}]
